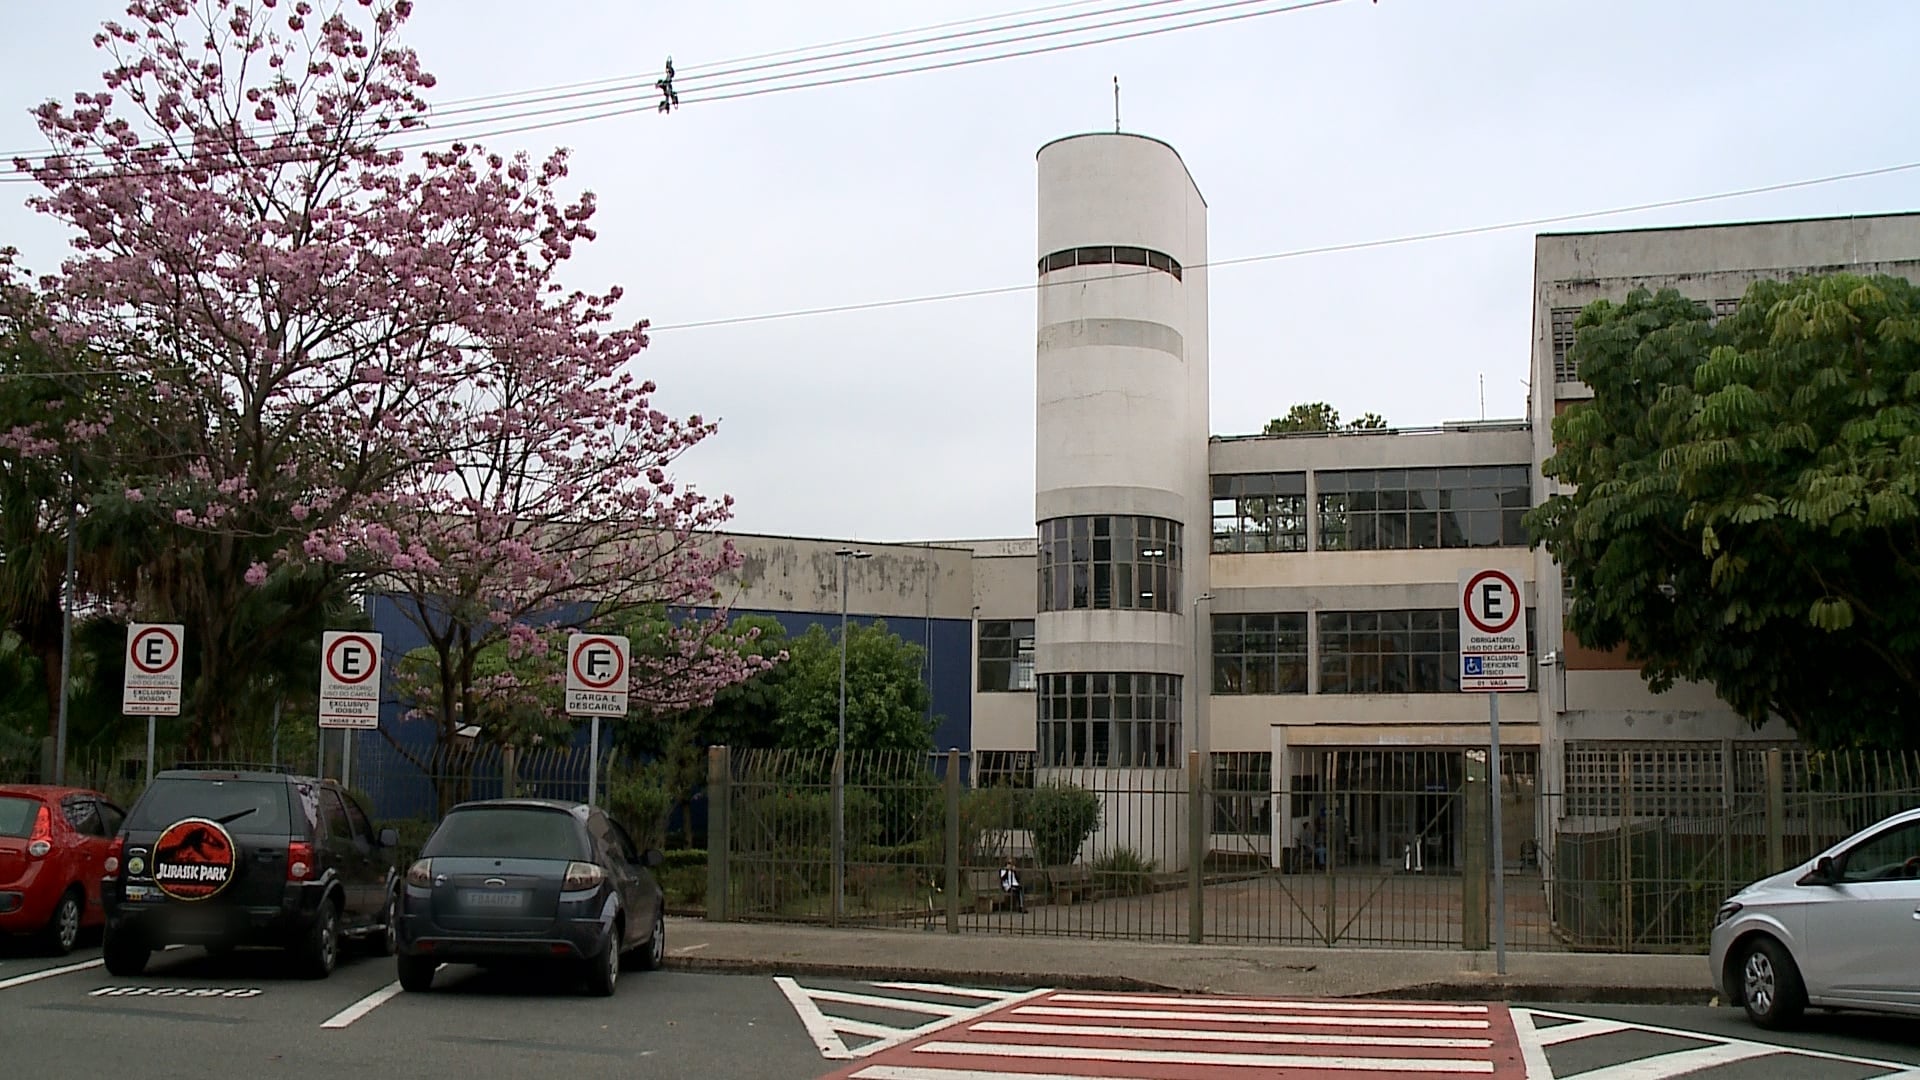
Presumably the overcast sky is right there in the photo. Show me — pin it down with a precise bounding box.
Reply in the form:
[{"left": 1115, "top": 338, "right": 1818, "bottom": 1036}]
[{"left": 4, "top": 1, "right": 1917, "bottom": 543}]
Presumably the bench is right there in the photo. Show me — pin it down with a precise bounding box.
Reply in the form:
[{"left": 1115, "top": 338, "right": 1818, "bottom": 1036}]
[
  {"left": 967, "top": 869, "right": 1012, "bottom": 914},
  {"left": 1048, "top": 865, "right": 1093, "bottom": 905}
]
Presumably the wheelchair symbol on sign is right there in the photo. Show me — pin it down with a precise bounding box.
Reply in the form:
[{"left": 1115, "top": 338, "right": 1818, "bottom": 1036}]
[{"left": 1463, "top": 656, "right": 1485, "bottom": 675}]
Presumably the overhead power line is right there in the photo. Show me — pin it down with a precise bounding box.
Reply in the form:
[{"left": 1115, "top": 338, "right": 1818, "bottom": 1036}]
[
  {"left": 5, "top": 154, "right": 1914, "bottom": 382},
  {"left": 646, "top": 157, "right": 1920, "bottom": 332},
  {"left": 1, "top": 0, "right": 1349, "bottom": 180}
]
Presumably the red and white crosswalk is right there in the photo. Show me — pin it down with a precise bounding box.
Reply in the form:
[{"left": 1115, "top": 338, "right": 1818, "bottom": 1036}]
[{"left": 818, "top": 989, "right": 1527, "bottom": 1080}]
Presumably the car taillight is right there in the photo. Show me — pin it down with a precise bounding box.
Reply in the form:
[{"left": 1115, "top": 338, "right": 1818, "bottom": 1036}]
[
  {"left": 287, "top": 840, "right": 315, "bottom": 881},
  {"left": 405, "top": 859, "right": 433, "bottom": 887},
  {"left": 103, "top": 836, "right": 125, "bottom": 875},
  {"left": 26, "top": 805, "right": 52, "bottom": 858},
  {"left": 563, "top": 861, "right": 604, "bottom": 891}
]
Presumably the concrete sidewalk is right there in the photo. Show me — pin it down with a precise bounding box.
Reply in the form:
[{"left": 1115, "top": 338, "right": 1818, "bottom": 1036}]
[{"left": 659, "top": 917, "right": 1716, "bottom": 1004}]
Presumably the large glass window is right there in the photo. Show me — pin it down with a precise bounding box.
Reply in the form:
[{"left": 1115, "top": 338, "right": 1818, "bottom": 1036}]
[
  {"left": 1210, "top": 752, "right": 1273, "bottom": 835},
  {"left": 1037, "top": 673, "right": 1181, "bottom": 768},
  {"left": 1212, "top": 613, "right": 1309, "bottom": 694},
  {"left": 978, "top": 619, "right": 1036, "bottom": 692},
  {"left": 1037, "top": 515, "right": 1183, "bottom": 613},
  {"left": 1317, "top": 466, "right": 1531, "bottom": 551},
  {"left": 1318, "top": 610, "right": 1461, "bottom": 694},
  {"left": 1318, "top": 608, "right": 1536, "bottom": 694},
  {"left": 1211, "top": 473, "right": 1308, "bottom": 553}
]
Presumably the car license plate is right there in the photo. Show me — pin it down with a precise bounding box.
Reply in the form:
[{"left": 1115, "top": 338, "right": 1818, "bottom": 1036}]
[
  {"left": 461, "top": 889, "right": 526, "bottom": 910},
  {"left": 168, "top": 906, "right": 226, "bottom": 934}
]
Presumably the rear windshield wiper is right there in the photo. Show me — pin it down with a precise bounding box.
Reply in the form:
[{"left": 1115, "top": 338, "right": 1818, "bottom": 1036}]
[{"left": 214, "top": 808, "right": 258, "bottom": 826}]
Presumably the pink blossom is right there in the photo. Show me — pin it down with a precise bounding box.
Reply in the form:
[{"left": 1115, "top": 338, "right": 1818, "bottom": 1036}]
[
  {"left": 244, "top": 562, "right": 268, "bottom": 586},
  {"left": 124, "top": 488, "right": 145, "bottom": 502}
]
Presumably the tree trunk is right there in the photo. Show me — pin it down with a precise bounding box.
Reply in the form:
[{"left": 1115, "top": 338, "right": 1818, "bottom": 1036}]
[{"left": 33, "top": 638, "right": 62, "bottom": 740}]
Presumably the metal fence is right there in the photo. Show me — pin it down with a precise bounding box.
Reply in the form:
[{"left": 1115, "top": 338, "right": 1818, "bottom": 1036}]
[{"left": 705, "top": 742, "right": 1920, "bottom": 955}]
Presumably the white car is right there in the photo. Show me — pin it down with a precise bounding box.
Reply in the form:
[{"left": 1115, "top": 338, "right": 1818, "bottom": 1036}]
[{"left": 1709, "top": 805, "right": 1920, "bottom": 1028}]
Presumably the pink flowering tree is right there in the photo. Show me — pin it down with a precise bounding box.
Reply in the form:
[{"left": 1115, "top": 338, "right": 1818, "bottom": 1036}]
[
  {"left": 13, "top": 0, "right": 760, "bottom": 754},
  {"left": 368, "top": 350, "right": 780, "bottom": 765}
]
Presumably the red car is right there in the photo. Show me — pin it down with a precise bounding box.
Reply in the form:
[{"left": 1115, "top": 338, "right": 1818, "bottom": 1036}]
[{"left": 0, "top": 785, "right": 126, "bottom": 954}]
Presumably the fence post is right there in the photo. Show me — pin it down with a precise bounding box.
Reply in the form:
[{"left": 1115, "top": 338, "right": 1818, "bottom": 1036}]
[
  {"left": 706, "top": 745, "right": 730, "bottom": 923},
  {"left": 1462, "top": 752, "right": 1488, "bottom": 950},
  {"left": 1765, "top": 748, "right": 1784, "bottom": 874},
  {"left": 1718, "top": 739, "right": 1733, "bottom": 903},
  {"left": 944, "top": 749, "right": 962, "bottom": 933},
  {"left": 1620, "top": 755, "right": 1633, "bottom": 952},
  {"left": 1188, "top": 750, "right": 1205, "bottom": 945},
  {"left": 502, "top": 745, "right": 517, "bottom": 800}
]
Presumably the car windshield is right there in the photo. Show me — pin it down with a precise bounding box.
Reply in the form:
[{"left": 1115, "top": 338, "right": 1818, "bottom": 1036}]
[
  {"left": 126, "top": 778, "right": 290, "bottom": 833},
  {"left": 0, "top": 796, "right": 38, "bottom": 837},
  {"left": 422, "top": 806, "right": 588, "bottom": 861}
]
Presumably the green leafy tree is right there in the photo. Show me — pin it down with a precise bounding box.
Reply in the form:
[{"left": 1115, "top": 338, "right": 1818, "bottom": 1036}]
[
  {"left": 1527, "top": 275, "right": 1920, "bottom": 750},
  {"left": 773, "top": 620, "right": 937, "bottom": 754},
  {"left": 1264, "top": 401, "right": 1387, "bottom": 434},
  {"left": 1028, "top": 780, "right": 1102, "bottom": 866}
]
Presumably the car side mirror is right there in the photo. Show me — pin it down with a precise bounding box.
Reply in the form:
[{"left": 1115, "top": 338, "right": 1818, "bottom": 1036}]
[
  {"left": 378, "top": 828, "right": 400, "bottom": 848},
  {"left": 1799, "top": 855, "right": 1837, "bottom": 886},
  {"left": 642, "top": 848, "right": 664, "bottom": 868}
]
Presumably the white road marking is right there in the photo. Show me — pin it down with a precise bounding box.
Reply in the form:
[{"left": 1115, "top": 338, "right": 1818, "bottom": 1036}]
[
  {"left": 0, "top": 958, "right": 103, "bottom": 990},
  {"left": 868, "top": 982, "right": 1018, "bottom": 1000},
  {"left": 1513, "top": 1008, "right": 1920, "bottom": 1078},
  {"left": 807, "top": 987, "right": 972, "bottom": 1015},
  {"left": 912, "top": 1038, "right": 1496, "bottom": 1073},
  {"left": 975, "top": 1019, "right": 1493, "bottom": 1049},
  {"left": 1048, "top": 992, "right": 1489, "bottom": 1013},
  {"left": 671, "top": 943, "right": 709, "bottom": 954},
  {"left": 1526, "top": 1017, "right": 1632, "bottom": 1047},
  {"left": 855, "top": 1069, "right": 1139, "bottom": 1080},
  {"left": 776, "top": 976, "right": 854, "bottom": 1060},
  {"left": 1015, "top": 1004, "right": 1489, "bottom": 1029},
  {"left": 856, "top": 1060, "right": 1136, "bottom": 1068},
  {"left": 1557, "top": 1041, "right": 1779, "bottom": 1080},
  {"left": 775, "top": 978, "right": 1051, "bottom": 1062},
  {"left": 320, "top": 981, "right": 404, "bottom": 1029}
]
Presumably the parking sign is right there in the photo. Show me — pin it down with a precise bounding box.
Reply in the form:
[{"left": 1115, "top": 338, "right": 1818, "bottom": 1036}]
[
  {"left": 319, "top": 631, "right": 383, "bottom": 729},
  {"left": 123, "top": 623, "right": 185, "bottom": 716},
  {"left": 1459, "top": 568, "right": 1529, "bottom": 692},
  {"left": 565, "top": 634, "right": 630, "bottom": 717}
]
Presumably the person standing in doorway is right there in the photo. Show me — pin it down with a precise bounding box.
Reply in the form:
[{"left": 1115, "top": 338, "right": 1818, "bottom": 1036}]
[{"left": 1294, "top": 815, "right": 1315, "bottom": 874}]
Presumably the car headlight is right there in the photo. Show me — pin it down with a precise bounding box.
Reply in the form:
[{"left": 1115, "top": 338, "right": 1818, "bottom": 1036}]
[{"left": 1714, "top": 901, "right": 1743, "bottom": 927}]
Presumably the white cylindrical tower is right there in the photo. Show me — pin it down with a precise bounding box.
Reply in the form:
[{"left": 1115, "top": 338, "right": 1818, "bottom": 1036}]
[{"left": 1033, "top": 132, "right": 1211, "bottom": 870}]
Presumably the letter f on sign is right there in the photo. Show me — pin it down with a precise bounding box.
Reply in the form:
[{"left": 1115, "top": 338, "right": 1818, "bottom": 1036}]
[{"left": 588, "top": 648, "right": 611, "bottom": 680}]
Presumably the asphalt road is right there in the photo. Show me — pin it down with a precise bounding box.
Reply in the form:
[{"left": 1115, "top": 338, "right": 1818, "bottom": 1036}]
[
  {"left": 0, "top": 937, "right": 827, "bottom": 1080},
  {"left": 5, "top": 936, "right": 1919, "bottom": 1080}
]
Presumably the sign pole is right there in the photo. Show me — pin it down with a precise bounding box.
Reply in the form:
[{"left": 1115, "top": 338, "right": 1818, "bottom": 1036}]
[
  {"left": 342, "top": 729, "right": 353, "bottom": 791},
  {"left": 1489, "top": 690, "right": 1506, "bottom": 976},
  {"left": 588, "top": 714, "right": 601, "bottom": 808},
  {"left": 146, "top": 716, "right": 156, "bottom": 786}
]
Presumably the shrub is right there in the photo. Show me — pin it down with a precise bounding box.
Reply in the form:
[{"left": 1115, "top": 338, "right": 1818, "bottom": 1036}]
[
  {"left": 1028, "top": 780, "right": 1101, "bottom": 866},
  {"left": 661, "top": 848, "right": 706, "bottom": 872},
  {"left": 606, "top": 761, "right": 676, "bottom": 850},
  {"left": 1092, "top": 847, "right": 1157, "bottom": 896},
  {"left": 959, "top": 785, "right": 1021, "bottom": 863},
  {"left": 659, "top": 865, "right": 707, "bottom": 909}
]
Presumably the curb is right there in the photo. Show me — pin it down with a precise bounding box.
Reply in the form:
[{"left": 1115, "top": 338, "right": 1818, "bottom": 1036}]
[
  {"left": 662, "top": 955, "right": 1715, "bottom": 1006},
  {"left": 662, "top": 955, "right": 1174, "bottom": 993}
]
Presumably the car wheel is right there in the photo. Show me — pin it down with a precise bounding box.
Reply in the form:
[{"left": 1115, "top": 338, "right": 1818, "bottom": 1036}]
[
  {"left": 396, "top": 953, "right": 436, "bottom": 993},
  {"left": 584, "top": 921, "right": 621, "bottom": 997},
  {"left": 37, "top": 889, "right": 83, "bottom": 956},
  {"left": 102, "top": 924, "right": 149, "bottom": 977},
  {"left": 1739, "top": 936, "right": 1806, "bottom": 1030},
  {"left": 295, "top": 901, "right": 340, "bottom": 980},
  {"left": 629, "top": 906, "right": 664, "bottom": 972}
]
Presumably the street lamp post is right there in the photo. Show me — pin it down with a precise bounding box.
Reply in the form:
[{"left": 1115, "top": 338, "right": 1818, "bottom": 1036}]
[
  {"left": 52, "top": 456, "right": 77, "bottom": 786},
  {"left": 832, "top": 547, "right": 871, "bottom": 922}
]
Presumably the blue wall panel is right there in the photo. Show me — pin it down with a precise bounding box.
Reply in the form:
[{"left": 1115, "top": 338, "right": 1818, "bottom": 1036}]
[{"left": 348, "top": 595, "right": 973, "bottom": 823}]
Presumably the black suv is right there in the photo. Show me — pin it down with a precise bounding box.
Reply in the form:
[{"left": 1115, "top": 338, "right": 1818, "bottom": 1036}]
[{"left": 101, "top": 767, "right": 401, "bottom": 978}]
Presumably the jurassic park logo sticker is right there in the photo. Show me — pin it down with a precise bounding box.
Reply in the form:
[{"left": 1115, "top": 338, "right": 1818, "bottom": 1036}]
[{"left": 151, "top": 818, "right": 237, "bottom": 901}]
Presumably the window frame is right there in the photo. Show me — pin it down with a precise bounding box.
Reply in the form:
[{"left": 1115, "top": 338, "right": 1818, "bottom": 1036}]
[{"left": 977, "top": 619, "right": 1036, "bottom": 692}]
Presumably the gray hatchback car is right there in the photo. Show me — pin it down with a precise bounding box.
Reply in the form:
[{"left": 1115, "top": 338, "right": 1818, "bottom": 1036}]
[
  {"left": 1709, "top": 805, "right": 1920, "bottom": 1028},
  {"left": 394, "top": 798, "right": 666, "bottom": 996}
]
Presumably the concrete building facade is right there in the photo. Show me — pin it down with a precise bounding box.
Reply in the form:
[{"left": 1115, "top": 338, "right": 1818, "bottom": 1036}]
[{"left": 357, "top": 135, "right": 1920, "bottom": 866}]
